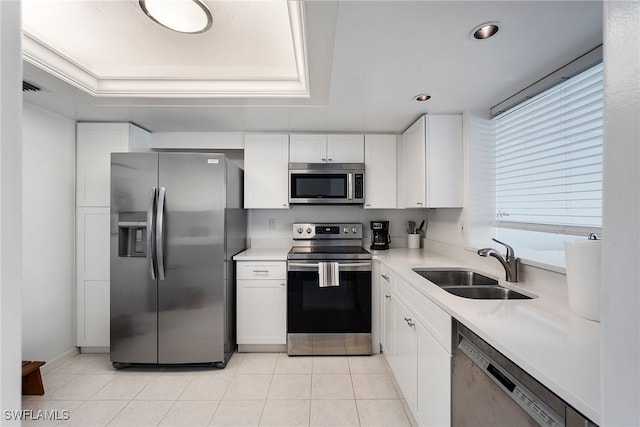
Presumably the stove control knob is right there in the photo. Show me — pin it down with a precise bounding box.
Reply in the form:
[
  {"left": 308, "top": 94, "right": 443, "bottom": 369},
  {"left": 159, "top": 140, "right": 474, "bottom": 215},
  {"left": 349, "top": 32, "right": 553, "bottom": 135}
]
[
  {"left": 343, "top": 227, "right": 349, "bottom": 234},
  {"left": 352, "top": 227, "right": 358, "bottom": 234},
  {"left": 296, "top": 227, "right": 304, "bottom": 234},
  {"left": 306, "top": 227, "right": 312, "bottom": 234}
]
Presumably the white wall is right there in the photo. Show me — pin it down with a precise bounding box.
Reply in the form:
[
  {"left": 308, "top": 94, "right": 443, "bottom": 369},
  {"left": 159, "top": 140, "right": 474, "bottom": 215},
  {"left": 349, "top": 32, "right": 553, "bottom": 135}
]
[
  {"left": 601, "top": 1, "right": 640, "bottom": 424},
  {"left": 22, "top": 102, "right": 76, "bottom": 363},
  {"left": 0, "top": 0, "right": 23, "bottom": 420}
]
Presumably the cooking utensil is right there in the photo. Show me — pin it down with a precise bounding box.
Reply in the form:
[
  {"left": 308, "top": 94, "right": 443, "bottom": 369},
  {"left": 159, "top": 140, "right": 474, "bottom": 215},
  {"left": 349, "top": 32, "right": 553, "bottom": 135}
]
[
  {"left": 407, "top": 221, "right": 416, "bottom": 234},
  {"left": 416, "top": 220, "right": 425, "bottom": 232}
]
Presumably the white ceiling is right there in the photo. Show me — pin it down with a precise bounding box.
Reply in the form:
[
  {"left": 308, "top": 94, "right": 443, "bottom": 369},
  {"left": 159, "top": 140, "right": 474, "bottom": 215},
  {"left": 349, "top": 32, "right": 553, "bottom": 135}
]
[{"left": 22, "top": 1, "right": 603, "bottom": 133}]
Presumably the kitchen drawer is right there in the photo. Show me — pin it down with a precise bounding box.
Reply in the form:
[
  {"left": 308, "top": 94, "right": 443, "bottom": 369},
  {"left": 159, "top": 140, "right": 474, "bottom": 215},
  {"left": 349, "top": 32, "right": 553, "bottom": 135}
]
[
  {"left": 237, "top": 261, "right": 287, "bottom": 279},
  {"left": 379, "top": 263, "right": 395, "bottom": 291},
  {"left": 396, "top": 277, "right": 451, "bottom": 353}
]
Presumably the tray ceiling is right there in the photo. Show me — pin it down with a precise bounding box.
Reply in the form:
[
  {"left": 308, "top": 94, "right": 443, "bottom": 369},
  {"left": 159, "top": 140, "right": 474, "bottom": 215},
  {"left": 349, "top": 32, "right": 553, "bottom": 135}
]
[{"left": 22, "top": 0, "right": 309, "bottom": 97}]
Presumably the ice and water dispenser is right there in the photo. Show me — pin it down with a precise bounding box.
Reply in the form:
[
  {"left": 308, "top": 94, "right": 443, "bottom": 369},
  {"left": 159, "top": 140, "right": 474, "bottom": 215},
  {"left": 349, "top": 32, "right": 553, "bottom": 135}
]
[{"left": 117, "top": 211, "right": 148, "bottom": 257}]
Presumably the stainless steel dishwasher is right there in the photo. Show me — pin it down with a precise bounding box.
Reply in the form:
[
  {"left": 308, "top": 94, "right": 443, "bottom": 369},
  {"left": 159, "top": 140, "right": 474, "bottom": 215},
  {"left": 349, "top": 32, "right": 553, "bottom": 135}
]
[{"left": 452, "top": 321, "right": 597, "bottom": 427}]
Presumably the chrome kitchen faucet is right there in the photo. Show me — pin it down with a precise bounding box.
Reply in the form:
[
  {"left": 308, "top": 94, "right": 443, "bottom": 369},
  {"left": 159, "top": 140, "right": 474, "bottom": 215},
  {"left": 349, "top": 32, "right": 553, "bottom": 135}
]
[{"left": 477, "top": 238, "right": 519, "bottom": 282}]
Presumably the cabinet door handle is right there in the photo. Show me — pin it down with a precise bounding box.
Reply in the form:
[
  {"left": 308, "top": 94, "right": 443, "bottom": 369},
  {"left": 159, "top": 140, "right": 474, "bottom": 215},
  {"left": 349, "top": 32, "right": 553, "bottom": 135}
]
[
  {"left": 321, "top": 158, "right": 326, "bottom": 161},
  {"left": 253, "top": 270, "right": 270, "bottom": 273},
  {"left": 280, "top": 283, "right": 286, "bottom": 286},
  {"left": 416, "top": 202, "right": 423, "bottom": 206},
  {"left": 384, "top": 294, "right": 391, "bottom": 299},
  {"left": 327, "top": 158, "right": 333, "bottom": 162},
  {"left": 381, "top": 274, "right": 390, "bottom": 281},
  {"left": 404, "top": 317, "right": 415, "bottom": 327}
]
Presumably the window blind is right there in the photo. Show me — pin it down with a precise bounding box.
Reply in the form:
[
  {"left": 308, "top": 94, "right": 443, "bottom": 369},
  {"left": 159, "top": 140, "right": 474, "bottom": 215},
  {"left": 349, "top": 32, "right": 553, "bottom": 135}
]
[{"left": 494, "top": 62, "right": 603, "bottom": 234}]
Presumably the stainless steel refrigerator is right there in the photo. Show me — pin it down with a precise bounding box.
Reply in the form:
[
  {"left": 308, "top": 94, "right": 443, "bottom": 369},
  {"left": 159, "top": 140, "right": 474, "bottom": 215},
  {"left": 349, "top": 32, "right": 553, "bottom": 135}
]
[{"left": 110, "top": 152, "right": 246, "bottom": 367}]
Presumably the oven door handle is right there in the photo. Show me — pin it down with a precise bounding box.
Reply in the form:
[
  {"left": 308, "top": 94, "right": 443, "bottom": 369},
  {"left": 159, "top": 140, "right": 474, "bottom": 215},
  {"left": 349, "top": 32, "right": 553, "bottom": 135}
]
[{"left": 288, "top": 262, "right": 372, "bottom": 269}]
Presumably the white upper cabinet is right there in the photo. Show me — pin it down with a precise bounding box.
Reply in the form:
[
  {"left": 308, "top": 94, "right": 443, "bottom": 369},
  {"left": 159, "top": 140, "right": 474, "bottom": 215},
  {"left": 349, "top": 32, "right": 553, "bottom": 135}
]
[
  {"left": 289, "top": 134, "right": 327, "bottom": 162},
  {"left": 402, "top": 118, "right": 427, "bottom": 208},
  {"left": 244, "top": 133, "right": 290, "bottom": 209},
  {"left": 326, "top": 134, "right": 364, "bottom": 163},
  {"left": 290, "top": 133, "right": 364, "bottom": 163},
  {"left": 364, "top": 134, "right": 397, "bottom": 209},
  {"left": 401, "top": 114, "right": 463, "bottom": 208},
  {"left": 76, "top": 122, "right": 149, "bottom": 206}
]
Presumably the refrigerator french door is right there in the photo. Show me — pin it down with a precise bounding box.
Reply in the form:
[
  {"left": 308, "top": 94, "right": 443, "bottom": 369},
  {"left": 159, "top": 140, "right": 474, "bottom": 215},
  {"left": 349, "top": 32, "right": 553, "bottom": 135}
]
[{"left": 110, "top": 152, "right": 246, "bottom": 367}]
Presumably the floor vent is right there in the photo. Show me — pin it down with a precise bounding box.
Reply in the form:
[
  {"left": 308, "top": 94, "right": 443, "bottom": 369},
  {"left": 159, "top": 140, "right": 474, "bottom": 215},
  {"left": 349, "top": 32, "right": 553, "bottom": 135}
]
[{"left": 22, "top": 81, "right": 42, "bottom": 92}]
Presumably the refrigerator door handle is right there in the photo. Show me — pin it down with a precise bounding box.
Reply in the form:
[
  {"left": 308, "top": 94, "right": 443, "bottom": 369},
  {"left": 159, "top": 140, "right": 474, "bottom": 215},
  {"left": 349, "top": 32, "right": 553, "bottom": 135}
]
[
  {"left": 156, "top": 187, "right": 166, "bottom": 280},
  {"left": 147, "top": 187, "right": 157, "bottom": 280}
]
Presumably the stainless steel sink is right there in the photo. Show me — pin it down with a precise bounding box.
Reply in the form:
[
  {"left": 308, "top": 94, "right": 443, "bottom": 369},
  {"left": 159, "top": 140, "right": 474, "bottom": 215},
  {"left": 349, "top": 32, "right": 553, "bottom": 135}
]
[
  {"left": 442, "top": 285, "right": 531, "bottom": 300},
  {"left": 412, "top": 269, "right": 499, "bottom": 287},
  {"left": 411, "top": 268, "right": 533, "bottom": 300}
]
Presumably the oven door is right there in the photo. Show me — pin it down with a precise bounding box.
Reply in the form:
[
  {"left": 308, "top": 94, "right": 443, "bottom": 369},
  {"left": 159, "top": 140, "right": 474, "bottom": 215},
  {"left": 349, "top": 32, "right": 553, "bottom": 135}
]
[{"left": 287, "top": 260, "right": 372, "bottom": 334}]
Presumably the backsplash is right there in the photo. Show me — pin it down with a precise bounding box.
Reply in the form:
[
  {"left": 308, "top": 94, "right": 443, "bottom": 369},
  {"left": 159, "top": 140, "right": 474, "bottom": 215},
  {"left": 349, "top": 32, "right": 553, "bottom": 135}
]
[{"left": 248, "top": 206, "right": 428, "bottom": 249}]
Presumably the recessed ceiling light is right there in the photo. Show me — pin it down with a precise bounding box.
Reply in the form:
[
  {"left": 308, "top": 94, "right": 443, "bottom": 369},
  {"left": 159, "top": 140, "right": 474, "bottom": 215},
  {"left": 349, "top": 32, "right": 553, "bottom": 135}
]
[
  {"left": 471, "top": 22, "right": 501, "bottom": 40},
  {"left": 139, "top": 0, "right": 213, "bottom": 34},
  {"left": 414, "top": 94, "right": 431, "bottom": 102}
]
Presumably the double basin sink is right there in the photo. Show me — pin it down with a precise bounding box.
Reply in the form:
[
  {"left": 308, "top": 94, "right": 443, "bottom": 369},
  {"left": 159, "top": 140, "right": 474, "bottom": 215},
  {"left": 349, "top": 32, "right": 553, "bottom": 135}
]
[{"left": 412, "top": 268, "right": 533, "bottom": 300}]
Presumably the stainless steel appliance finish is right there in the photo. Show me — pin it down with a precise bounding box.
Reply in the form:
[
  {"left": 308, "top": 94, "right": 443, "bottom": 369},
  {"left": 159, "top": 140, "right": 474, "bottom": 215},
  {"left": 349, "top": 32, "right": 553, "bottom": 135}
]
[
  {"left": 288, "top": 163, "right": 365, "bottom": 205},
  {"left": 287, "top": 223, "right": 372, "bottom": 355},
  {"left": 110, "top": 153, "right": 246, "bottom": 368},
  {"left": 452, "top": 321, "right": 597, "bottom": 427}
]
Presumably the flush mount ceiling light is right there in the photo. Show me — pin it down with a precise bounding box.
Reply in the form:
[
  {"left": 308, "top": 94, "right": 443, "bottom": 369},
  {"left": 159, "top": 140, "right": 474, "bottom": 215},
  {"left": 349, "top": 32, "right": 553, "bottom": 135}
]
[
  {"left": 139, "top": 0, "right": 213, "bottom": 34},
  {"left": 414, "top": 94, "right": 431, "bottom": 102},
  {"left": 471, "top": 22, "right": 501, "bottom": 40}
]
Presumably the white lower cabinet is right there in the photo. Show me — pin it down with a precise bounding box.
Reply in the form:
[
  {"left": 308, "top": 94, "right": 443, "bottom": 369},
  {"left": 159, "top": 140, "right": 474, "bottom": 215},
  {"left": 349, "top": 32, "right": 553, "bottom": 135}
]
[
  {"left": 380, "top": 267, "right": 452, "bottom": 426},
  {"left": 236, "top": 261, "right": 287, "bottom": 348},
  {"left": 76, "top": 207, "right": 111, "bottom": 347},
  {"left": 392, "top": 297, "right": 418, "bottom": 410},
  {"left": 416, "top": 321, "right": 451, "bottom": 426},
  {"left": 380, "top": 273, "right": 394, "bottom": 356}
]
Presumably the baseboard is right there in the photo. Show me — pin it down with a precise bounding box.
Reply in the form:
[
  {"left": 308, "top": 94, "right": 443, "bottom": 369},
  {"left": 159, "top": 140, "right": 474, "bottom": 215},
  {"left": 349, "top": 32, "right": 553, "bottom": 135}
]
[
  {"left": 238, "top": 344, "right": 287, "bottom": 353},
  {"left": 79, "top": 346, "right": 110, "bottom": 354},
  {"left": 40, "top": 347, "right": 79, "bottom": 374}
]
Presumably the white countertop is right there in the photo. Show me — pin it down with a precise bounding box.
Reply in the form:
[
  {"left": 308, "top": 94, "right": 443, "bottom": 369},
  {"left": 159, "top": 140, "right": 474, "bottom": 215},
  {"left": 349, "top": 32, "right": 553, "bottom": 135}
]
[
  {"left": 233, "top": 247, "right": 289, "bottom": 261},
  {"left": 374, "top": 248, "right": 600, "bottom": 424}
]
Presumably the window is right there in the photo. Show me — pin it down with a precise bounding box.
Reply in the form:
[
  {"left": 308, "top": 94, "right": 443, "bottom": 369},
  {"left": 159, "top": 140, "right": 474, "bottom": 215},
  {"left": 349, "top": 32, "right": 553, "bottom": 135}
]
[{"left": 493, "top": 62, "right": 603, "bottom": 236}]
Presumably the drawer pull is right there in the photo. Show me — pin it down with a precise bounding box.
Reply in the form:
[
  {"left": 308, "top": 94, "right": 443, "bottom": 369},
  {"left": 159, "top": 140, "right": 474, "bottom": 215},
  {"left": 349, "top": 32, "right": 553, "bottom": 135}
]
[
  {"left": 280, "top": 283, "right": 286, "bottom": 286},
  {"left": 253, "top": 270, "right": 270, "bottom": 273}
]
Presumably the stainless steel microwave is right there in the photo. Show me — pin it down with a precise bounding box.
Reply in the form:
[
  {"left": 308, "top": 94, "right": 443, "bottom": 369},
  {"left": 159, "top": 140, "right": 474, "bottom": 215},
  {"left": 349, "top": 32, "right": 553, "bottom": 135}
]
[{"left": 289, "top": 163, "right": 365, "bottom": 205}]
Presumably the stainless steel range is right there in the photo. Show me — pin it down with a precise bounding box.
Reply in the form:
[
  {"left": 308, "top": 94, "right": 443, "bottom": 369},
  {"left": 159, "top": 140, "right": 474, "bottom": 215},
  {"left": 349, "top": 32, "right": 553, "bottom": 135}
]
[{"left": 287, "top": 223, "right": 372, "bottom": 355}]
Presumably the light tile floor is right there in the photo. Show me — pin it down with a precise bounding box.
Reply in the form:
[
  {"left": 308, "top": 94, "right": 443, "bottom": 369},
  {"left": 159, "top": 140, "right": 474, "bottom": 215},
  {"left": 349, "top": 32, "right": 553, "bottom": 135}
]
[{"left": 22, "top": 352, "right": 416, "bottom": 427}]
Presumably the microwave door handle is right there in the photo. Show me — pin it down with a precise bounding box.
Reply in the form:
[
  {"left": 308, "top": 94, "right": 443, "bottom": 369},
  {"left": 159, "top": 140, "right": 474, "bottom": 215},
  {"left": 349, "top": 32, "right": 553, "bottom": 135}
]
[{"left": 347, "top": 173, "right": 353, "bottom": 200}]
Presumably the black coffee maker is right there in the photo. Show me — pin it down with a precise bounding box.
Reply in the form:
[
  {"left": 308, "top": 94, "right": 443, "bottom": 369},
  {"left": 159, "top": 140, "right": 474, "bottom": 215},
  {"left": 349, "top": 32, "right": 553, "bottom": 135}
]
[{"left": 370, "top": 221, "right": 391, "bottom": 250}]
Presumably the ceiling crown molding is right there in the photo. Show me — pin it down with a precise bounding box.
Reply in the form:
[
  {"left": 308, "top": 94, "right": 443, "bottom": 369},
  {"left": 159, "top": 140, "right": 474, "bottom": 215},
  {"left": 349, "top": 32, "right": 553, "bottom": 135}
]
[{"left": 22, "top": 1, "right": 309, "bottom": 99}]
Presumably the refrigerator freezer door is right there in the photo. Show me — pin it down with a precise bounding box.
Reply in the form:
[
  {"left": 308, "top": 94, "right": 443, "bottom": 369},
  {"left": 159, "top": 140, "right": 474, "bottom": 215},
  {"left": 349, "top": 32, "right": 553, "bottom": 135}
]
[
  {"left": 157, "top": 153, "right": 227, "bottom": 364},
  {"left": 110, "top": 153, "right": 159, "bottom": 364}
]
